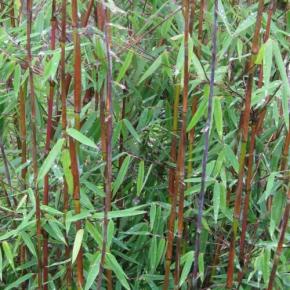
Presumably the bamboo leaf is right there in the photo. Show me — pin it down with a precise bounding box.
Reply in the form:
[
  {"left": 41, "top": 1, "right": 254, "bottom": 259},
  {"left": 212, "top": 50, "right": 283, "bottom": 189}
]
[
  {"left": 187, "top": 97, "right": 207, "bottom": 131},
  {"left": 263, "top": 39, "right": 273, "bottom": 96},
  {"left": 38, "top": 138, "right": 65, "bottom": 183},
  {"left": 179, "top": 251, "right": 194, "bottom": 287},
  {"left": 72, "top": 229, "right": 84, "bottom": 264},
  {"left": 214, "top": 97, "right": 223, "bottom": 139},
  {"left": 213, "top": 182, "right": 221, "bottom": 223},
  {"left": 41, "top": 205, "right": 64, "bottom": 216},
  {"left": 84, "top": 253, "right": 101, "bottom": 290},
  {"left": 123, "top": 119, "right": 141, "bottom": 143},
  {"left": 138, "top": 54, "right": 162, "bottom": 85},
  {"left": 2, "top": 241, "right": 14, "bottom": 270},
  {"left": 106, "top": 253, "right": 130, "bottom": 290},
  {"left": 44, "top": 51, "right": 61, "bottom": 82},
  {"left": 273, "top": 41, "right": 290, "bottom": 129},
  {"left": 116, "top": 51, "right": 134, "bottom": 82},
  {"left": 67, "top": 128, "right": 97, "bottom": 149},
  {"left": 137, "top": 160, "right": 144, "bottom": 196},
  {"left": 4, "top": 273, "right": 33, "bottom": 290},
  {"left": 60, "top": 149, "right": 74, "bottom": 195},
  {"left": 20, "top": 232, "right": 37, "bottom": 257},
  {"left": 113, "top": 155, "right": 131, "bottom": 194}
]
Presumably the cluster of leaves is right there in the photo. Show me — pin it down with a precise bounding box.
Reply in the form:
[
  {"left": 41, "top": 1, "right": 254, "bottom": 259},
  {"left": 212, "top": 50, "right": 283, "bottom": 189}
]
[{"left": 0, "top": 0, "right": 289, "bottom": 289}]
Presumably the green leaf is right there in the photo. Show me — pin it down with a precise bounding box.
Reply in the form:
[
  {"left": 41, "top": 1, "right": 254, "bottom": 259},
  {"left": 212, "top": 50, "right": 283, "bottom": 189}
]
[
  {"left": 191, "top": 51, "right": 206, "bottom": 80},
  {"left": 67, "top": 128, "right": 97, "bottom": 149},
  {"left": 72, "top": 229, "right": 84, "bottom": 264},
  {"left": 4, "top": 273, "right": 33, "bottom": 290},
  {"left": 263, "top": 39, "right": 273, "bottom": 97},
  {"left": 86, "top": 221, "right": 102, "bottom": 249},
  {"left": 107, "top": 220, "right": 114, "bottom": 249},
  {"left": 60, "top": 149, "right": 74, "bottom": 195},
  {"left": 94, "top": 206, "right": 146, "bottom": 219},
  {"left": 2, "top": 241, "right": 14, "bottom": 270},
  {"left": 13, "top": 65, "right": 21, "bottom": 97},
  {"left": 85, "top": 253, "right": 101, "bottom": 290},
  {"left": 138, "top": 54, "right": 162, "bottom": 85},
  {"left": 148, "top": 237, "right": 157, "bottom": 272},
  {"left": 116, "top": 51, "right": 134, "bottom": 82},
  {"left": 258, "top": 172, "right": 276, "bottom": 204},
  {"left": 106, "top": 253, "right": 130, "bottom": 290},
  {"left": 198, "top": 253, "right": 205, "bottom": 282},
  {"left": 224, "top": 145, "right": 239, "bottom": 173},
  {"left": 44, "top": 51, "right": 61, "bottom": 82},
  {"left": 137, "top": 160, "right": 144, "bottom": 196},
  {"left": 113, "top": 155, "right": 131, "bottom": 194},
  {"left": 48, "top": 221, "right": 67, "bottom": 245},
  {"left": 273, "top": 41, "right": 290, "bottom": 129},
  {"left": 150, "top": 204, "right": 156, "bottom": 231},
  {"left": 41, "top": 205, "right": 64, "bottom": 216},
  {"left": 218, "top": 0, "right": 232, "bottom": 35},
  {"left": 123, "top": 119, "right": 141, "bottom": 143},
  {"left": 213, "top": 182, "right": 221, "bottom": 223},
  {"left": 20, "top": 232, "right": 37, "bottom": 257},
  {"left": 179, "top": 251, "right": 194, "bottom": 287},
  {"left": 233, "top": 13, "right": 256, "bottom": 37},
  {"left": 214, "top": 97, "right": 223, "bottom": 139},
  {"left": 187, "top": 97, "right": 207, "bottom": 132},
  {"left": 38, "top": 138, "right": 65, "bottom": 183}
]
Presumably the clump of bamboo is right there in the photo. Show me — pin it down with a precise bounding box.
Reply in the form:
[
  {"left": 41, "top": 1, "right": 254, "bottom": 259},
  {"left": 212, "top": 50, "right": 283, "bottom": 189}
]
[
  {"left": 226, "top": 1, "right": 264, "bottom": 288},
  {"left": 192, "top": 0, "right": 218, "bottom": 285}
]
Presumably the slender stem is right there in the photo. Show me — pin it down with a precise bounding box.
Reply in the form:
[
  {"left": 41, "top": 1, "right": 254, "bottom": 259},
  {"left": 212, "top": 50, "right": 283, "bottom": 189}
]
[
  {"left": 81, "top": 0, "right": 94, "bottom": 27},
  {"left": 43, "top": 2, "right": 56, "bottom": 288},
  {"left": 97, "top": 4, "right": 113, "bottom": 289},
  {"left": 69, "top": 136, "right": 83, "bottom": 289},
  {"left": 71, "top": 1, "right": 83, "bottom": 287},
  {"left": 267, "top": 124, "right": 290, "bottom": 290},
  {"left": 192, "top": 0, "right": 218, "bottom": 284},
  {"left": 60, "top": 1, "right": 72, "bottom": 288},
  {"left": 239, "top": 0, "right": 275, "bottom": 271},
  {"left": 71, "top": 0, "right": 82, "bottom": 131},
  {"left": 226, "top": 1, "right": 264, "bottom": 288},
  {"left": 168, "top": 84, "right": 180, "bottom": 200},
  {"left": 26, "top": 0, "right": 42, "bottom": 288},
  {"left": 174, "top": 0, "right": 190, "bottom": 286}
]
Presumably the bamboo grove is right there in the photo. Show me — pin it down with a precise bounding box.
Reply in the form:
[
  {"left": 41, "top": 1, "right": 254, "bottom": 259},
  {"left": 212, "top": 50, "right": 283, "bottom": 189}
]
[{"left": 0, "top": 0, "right": 289, "bottom": 289}]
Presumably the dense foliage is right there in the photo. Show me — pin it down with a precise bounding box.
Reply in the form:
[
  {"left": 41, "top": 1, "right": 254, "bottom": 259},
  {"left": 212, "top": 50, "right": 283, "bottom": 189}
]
[{"left": 0, "top": 0, "right": 289, "bottom": 289}]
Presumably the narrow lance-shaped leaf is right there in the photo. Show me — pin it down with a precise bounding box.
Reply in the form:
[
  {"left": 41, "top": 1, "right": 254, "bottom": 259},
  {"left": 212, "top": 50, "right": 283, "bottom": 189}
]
[
  {"left": 72, "top": 229, "right": 84, "bottom": 264},
  {"left": 67, "top": 128, "right": 98, "bottom": 149},
  {"left": 123, "top": 119, "right": 141, "bottom": 143},
  {"left": 113, "top": 155, "right": 131, "bottom": 194},
  {"left": 138, "top": 53, "right": 163, "bottom": 85},
  {"left": 38, "top": 138, "right": 65, "bottom": 182}
]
